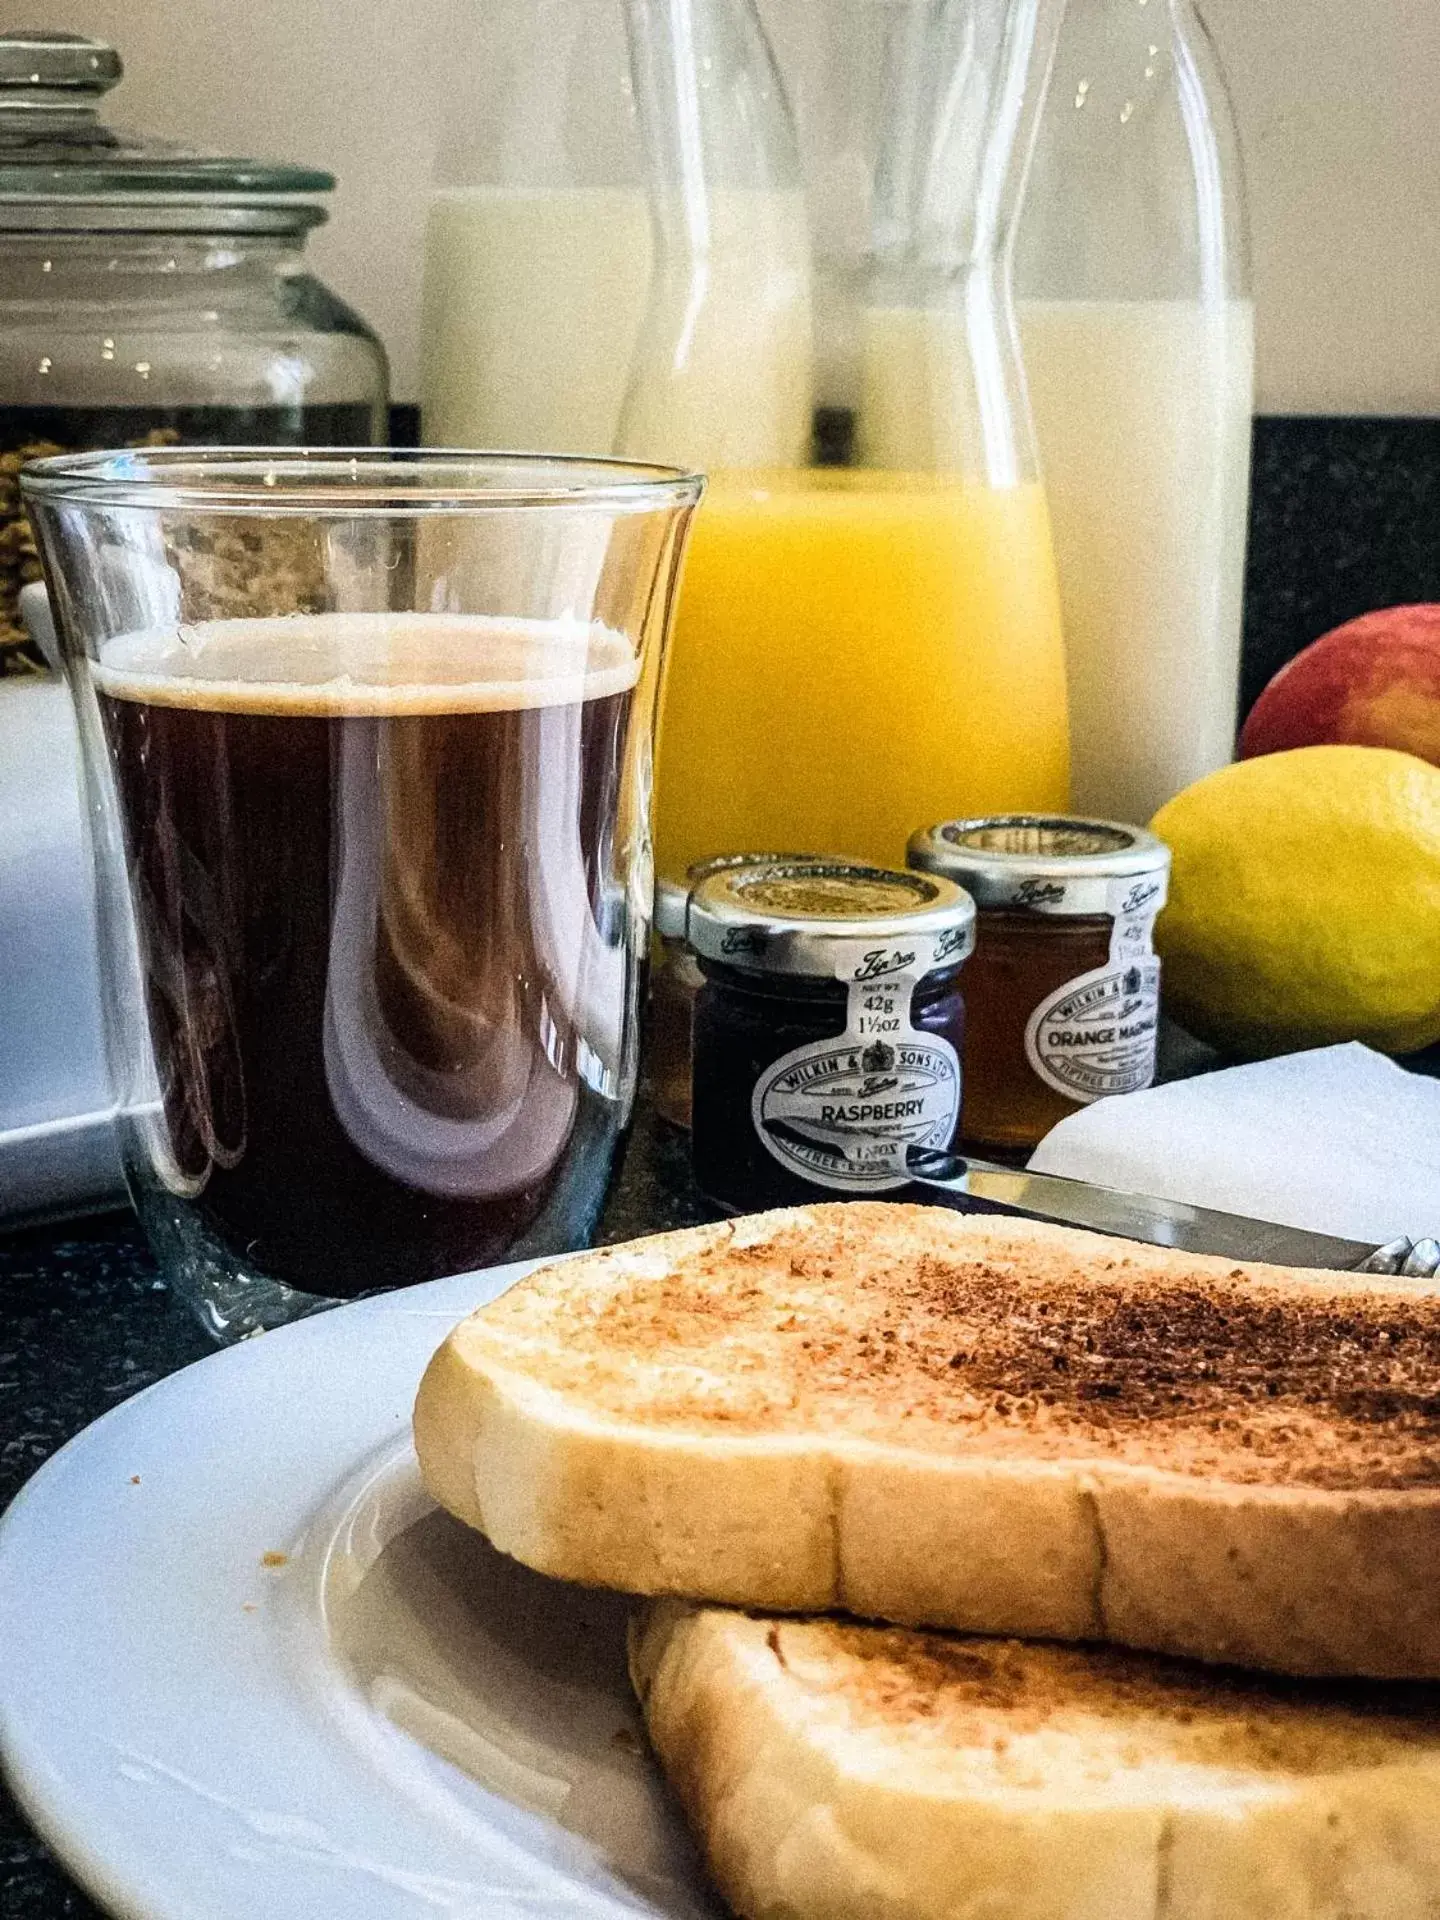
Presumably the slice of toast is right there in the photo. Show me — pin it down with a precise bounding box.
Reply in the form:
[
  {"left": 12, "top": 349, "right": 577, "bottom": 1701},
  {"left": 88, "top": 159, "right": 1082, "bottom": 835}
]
[
  {"left": 413, "top": 1202, "right": 1440, "bottom": 1676},
  {"left": 629, "top": 1601, "right": 1440, "bottom": 1920}
]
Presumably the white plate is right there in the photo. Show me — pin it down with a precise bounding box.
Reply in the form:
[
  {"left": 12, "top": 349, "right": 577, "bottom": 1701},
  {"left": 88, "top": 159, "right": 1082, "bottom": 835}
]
[{"left": 0, "top": 1263, "right": 720, "bottom": 1920}]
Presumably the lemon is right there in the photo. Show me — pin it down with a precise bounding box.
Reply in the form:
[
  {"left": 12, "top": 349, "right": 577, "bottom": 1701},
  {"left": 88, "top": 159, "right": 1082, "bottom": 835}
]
[{"left": 1151, "top": 745, "right": 1440, "bottom": 1057}]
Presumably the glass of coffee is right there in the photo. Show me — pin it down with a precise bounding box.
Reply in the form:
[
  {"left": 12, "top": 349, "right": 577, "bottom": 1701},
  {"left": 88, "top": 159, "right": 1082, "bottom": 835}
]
[{"left": 24, "top": 449, "right": 702, "bottom": 1339}]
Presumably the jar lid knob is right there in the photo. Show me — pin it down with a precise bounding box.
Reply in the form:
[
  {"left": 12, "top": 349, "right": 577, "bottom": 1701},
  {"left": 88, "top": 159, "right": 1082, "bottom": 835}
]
[{"left": 0, "top": 30, "right": 122, "bottom": 94}]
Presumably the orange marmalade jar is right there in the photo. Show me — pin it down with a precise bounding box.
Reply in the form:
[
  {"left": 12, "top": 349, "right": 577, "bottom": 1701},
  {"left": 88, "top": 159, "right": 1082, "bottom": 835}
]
[{"left": 907, "top": 815, "right": 1170, "bottom": 1152}]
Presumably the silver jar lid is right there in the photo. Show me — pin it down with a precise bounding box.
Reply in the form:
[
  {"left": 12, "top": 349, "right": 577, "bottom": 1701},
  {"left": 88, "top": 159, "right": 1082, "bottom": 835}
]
[
  {"left": 907, "top": 814, "right": 1170, "bottom": 916},
  {"left": 653, "top": 851, "right": 832, "bottom": 942},
  {"left": 689, "top": 859, "right": 976, "bottom": 978}
]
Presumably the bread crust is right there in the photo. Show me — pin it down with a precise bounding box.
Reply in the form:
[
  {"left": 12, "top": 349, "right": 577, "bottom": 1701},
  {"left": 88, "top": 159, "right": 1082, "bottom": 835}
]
[
  {"left": 630, "top": 1603, "right": 1440, "bottom": 1920},
  {"left": 1090, "top": 1475, "right": 1440, "bottom": 1677},
  {"left": 413, "top": 1205, "right": 1440, "bottom": 1677}
]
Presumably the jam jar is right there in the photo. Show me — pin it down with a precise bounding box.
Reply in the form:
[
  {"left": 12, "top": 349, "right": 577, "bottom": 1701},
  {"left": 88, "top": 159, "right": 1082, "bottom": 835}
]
[
  {"left": 648, "top": 852, "right": 828, "bottom": 1131},
  {"left": 907, "top": 816, "right": 1171, "bottom": 1151},
  {"left": 689, "top": 860, "right": 976, "bottom": 1211}
]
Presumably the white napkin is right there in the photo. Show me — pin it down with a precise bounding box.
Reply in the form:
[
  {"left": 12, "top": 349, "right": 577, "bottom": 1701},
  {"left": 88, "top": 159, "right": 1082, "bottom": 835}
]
[{"left": 1028, "top": 1043, "right": 1440, "bottom": 1245}]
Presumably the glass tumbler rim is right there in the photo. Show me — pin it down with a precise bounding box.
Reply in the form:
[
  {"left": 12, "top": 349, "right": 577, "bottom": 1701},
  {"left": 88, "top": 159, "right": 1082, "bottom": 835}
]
[{"left": 19, "top": 445, "right": 707, "bottom": 517}]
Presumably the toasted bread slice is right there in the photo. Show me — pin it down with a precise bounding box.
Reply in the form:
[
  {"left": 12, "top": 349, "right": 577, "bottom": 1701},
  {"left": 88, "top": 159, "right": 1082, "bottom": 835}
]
[
  {"left": 413, "top": 1203, "right": 1440, "bottom": 1676},
  {"left": 630, "top": 1602, "right": 1440, "bottom": 1920}
]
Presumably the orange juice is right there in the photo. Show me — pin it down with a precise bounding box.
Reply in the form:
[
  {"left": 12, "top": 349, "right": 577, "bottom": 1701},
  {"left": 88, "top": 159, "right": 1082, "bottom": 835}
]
[{"left": 654, "top": 470, "right": 1070, "bottom": 872}]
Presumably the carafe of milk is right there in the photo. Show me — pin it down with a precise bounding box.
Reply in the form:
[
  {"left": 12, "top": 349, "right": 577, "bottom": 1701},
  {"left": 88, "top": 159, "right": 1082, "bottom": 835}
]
[
  {"left": 1014, "top": 0, "right": 1254, "bottom": 824},
  {"left": 644, "top": 0, "right": 1073, "bottom": 872},
  {"left": 420, "top": 0, "right": 810, "bottom": 464},
  {"left": 420, "top": 0, "right": 652, "bottom": 453}
]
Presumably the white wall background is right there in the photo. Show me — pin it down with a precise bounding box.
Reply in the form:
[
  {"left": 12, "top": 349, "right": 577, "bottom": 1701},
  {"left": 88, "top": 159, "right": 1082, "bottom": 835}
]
[{"left": 7, "top": 0, "right": 1438, "bottom": 414}]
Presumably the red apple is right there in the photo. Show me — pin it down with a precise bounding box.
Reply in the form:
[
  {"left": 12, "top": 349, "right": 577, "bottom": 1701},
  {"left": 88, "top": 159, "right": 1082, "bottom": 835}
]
[{"left": 1239, "top": 605, "right": 1440, "bottom": 766}]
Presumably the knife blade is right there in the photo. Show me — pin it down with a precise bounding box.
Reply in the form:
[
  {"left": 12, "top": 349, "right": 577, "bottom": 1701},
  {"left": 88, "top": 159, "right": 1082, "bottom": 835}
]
[{"left": 904, "top": 1146, "right": 1381, "bottom": 1271}]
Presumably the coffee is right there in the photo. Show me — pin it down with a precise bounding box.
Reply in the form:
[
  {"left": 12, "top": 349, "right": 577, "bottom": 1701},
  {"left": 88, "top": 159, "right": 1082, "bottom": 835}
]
[{"left": 93, "top": 613, "right": 641, "bottom": 1296}]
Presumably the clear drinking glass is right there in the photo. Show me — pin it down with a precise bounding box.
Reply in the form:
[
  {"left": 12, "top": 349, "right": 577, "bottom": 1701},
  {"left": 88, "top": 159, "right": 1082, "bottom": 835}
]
[{"left": 23, "top": 449, "right": 701, "bottom": 1341}]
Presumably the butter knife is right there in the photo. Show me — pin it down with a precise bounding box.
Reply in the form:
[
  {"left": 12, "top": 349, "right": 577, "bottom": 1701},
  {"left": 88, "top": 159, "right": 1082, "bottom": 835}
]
[{"left": 904, "top": 1146, "right": 1432, "bottom": 1275}]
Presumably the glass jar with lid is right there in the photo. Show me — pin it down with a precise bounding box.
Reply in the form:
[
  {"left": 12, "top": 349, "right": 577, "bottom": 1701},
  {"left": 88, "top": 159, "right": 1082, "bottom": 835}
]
[
  {"left": 688, "top": 859, "right": 976, "bottom": 1210},
  {"left": 908, "top": 815, "right": 1171, "bottom": 1151},
  {"left": 0, "top": 28, "right": 389, "bottom": 671},
  {"left": 648, "top": 850, "right": 835, "bottom": 1131}
]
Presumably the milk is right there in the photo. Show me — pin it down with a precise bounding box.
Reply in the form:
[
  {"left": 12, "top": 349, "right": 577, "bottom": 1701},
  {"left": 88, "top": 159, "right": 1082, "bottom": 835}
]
[
  {"left": 421, "top": 186, "right": 652, "bottom": 454},
  {"left": 854, "top": 303, "right": 1033, "bottom": 485},
  {"left": 615, "top": 188, "right": 813, "bottom": 471},
  {"left": 1018, "top": 299, "right": 1255, "bottom": 825},
  {"left": 420, "top": 184, "right": 813, "bottom": 469}
]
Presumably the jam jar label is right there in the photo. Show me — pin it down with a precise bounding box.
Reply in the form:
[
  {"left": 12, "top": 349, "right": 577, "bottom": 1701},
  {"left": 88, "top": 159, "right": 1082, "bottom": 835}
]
[
  {"left": 750, "top": 944, "right": 960, "bottom": 1192},
  {"left": 1024, "top": 958, "right": 1161, "bottom": 1102},
  {"left": 1023, "top": 874, "right": 1166, "bottom": 1105}
]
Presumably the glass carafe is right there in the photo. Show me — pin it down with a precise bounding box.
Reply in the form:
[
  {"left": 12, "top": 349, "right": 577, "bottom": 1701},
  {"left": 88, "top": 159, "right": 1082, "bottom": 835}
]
[
  {"left": 421, "top": 0, "right": 810, "bottom": 471},
  {"left": 643, "top": 0, "right": 1071, "bottom": 872},
  {"left": 1014, "top": 0, "right": 1253, "bottom": 824}
]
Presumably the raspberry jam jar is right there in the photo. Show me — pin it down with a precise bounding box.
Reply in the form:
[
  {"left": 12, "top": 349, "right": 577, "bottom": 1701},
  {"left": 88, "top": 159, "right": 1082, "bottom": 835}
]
[
  {"left": 688, "top": 860, "right": 976, "bottom": 1211},
  {"left": 648, "top": 852, "right": 827, "bottom": 1132},
  {"left": 907, "top": 816, "right": 1170, "bottom": 1151}
]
